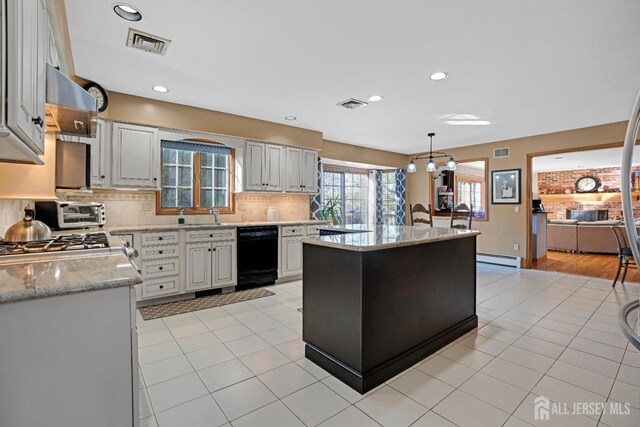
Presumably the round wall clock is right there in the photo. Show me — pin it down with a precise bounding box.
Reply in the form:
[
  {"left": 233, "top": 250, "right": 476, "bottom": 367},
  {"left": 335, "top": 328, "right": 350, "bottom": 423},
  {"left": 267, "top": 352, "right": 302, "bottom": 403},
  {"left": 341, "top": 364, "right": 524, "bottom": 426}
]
[
  {"left": 83, "top": 83, "right": 108, "bottom": 112},
  {"left": 575, "top": 176, "right": 599, "bottom": 193}
]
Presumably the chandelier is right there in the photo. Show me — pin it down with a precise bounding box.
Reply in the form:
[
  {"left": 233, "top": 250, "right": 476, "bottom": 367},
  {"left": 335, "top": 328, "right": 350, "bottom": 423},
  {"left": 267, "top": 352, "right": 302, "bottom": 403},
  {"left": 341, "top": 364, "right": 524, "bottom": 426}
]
[{"left": 406, "top": 132, "right": 456, "bottom": 173}]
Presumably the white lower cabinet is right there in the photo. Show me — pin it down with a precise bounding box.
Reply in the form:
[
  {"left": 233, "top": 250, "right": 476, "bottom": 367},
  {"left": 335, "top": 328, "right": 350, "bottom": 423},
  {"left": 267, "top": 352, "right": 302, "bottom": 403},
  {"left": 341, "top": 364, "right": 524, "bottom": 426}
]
[
  {"left": 214, "top": 243, "right": 234, "bottom": 284},
  {"left": 185, "top": 243, "right": 212, "bottom": 291},
  {"left": 281, "top": 236, "right": 303, "bottom": 277}
]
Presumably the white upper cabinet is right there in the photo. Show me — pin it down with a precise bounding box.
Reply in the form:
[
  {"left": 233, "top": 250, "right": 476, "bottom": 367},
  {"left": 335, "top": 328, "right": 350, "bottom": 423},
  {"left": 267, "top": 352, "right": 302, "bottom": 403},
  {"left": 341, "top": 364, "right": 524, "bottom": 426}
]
[
  {"left": 301, "top": 149, "right": 318, "bottom": 193},
  {"left": 244, "top": 140, "right": 317, "bottom": 194},
  {"left": 244, "top": 141, "right": 283, "bottom": 192},
  {"left": 78, "top": 119, "right": 109, "bottom": 187},
  {"left": 286, "top": 147, "right": 317, "bottom": 193},
  {"left": 3, "top": 0, "right": 47, "bottom": 161},
  {"left": 285, "top": 147, "right": 303, "bottom": 192},
  {"left": 111, "top": 122, "right": 160, "bottom": 189}
]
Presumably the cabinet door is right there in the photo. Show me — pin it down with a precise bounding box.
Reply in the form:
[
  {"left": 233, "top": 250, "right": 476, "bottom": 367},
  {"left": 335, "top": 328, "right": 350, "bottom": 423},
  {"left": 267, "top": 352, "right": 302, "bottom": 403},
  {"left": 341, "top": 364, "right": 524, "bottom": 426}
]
[
  {"left": 112, "top": 123, "right": 159, "bottom": 188},
  {"left": 285, "top": 147, "right": 303, "bottom": 192},
  {"left": 6, "top": 0, "right": 43, "bottom": 154},
  {"left": 213, "top": 243, "right": 234, "bottom": 287},
  {"left": 263, "top": 144, "right": 283, "bottom": 191},
  {"left": 32, "top": 0, "right": 47, "bottom": 152},
  {"left": 79, "top": 119, "right": 109, "bottom": 187},
  {"left": 245, "top": 141, "right": 264, "bottom": 191},
  {"left": 185, "top": 243, "right": 212, "bottom": 291},
  {"left": 302, "top": 150, "right": 318, "bottom": 193},
  {"left": 281, "top": 236, "right": 303, "bottom": 276}
]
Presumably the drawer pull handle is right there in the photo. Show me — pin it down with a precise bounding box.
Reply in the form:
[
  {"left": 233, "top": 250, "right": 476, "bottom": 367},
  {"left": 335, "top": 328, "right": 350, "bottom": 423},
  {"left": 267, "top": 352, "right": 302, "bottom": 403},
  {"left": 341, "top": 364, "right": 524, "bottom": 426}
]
[
  {"left": 210, "top": 234, "right": 213, "bottom": 237},
  {"left": 159, "top": 285, "right": 164, "bottom": 289},
  {"left": 213, "top": 248, "right": 216, "bottom": 251},
  {"left": 158, "top": 266, "right": 163, "bottom": 270},
  {"left": 159, "top": 250, "right": 163, "bottom": 254},
  {"left": 158, "top": 237, "right": 163, "bottom": 241},
  {"left": 208, "top": 248, "right": 211, "bottom": 252}
]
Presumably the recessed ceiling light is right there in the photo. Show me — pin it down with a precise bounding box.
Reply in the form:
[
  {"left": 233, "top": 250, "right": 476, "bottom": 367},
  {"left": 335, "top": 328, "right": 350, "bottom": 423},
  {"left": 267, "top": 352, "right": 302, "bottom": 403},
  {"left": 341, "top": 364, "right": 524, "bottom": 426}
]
[
  {"left": 152, "top": 86, "right": 169, "bottom": 93},
  {"left": 554, "top": 156, "right": 564, "bottom": 160},
  {"left": 430, "top": 72, "right": 448, "bottom": 81},
  {"left": 367, "top": 95, "right": 384, "bottom": 102},
  {"left": 284, "top": 116, "right": 297, "bottom": 121},
  {"left": 114, "top": 4, "right": 142, "bottom": 21}
]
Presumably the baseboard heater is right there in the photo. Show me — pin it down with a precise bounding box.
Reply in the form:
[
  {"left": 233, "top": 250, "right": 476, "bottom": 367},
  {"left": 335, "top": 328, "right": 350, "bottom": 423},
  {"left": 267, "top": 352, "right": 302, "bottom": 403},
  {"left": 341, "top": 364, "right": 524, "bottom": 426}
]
[{"left": 477, "top": 253, "right": 521, "bottom": 268}]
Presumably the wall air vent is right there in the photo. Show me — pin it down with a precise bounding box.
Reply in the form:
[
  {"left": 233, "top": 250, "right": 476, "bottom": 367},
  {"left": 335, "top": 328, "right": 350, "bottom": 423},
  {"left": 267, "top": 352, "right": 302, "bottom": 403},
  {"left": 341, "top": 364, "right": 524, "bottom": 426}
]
[
  {"left": 493, "top": 147, "right": 510, "bottom": 158},
  {"left": 126, "top": 29, "right": 171, "bottom": 55},
  {"left": 337, "top": 98, "right": 368, "bottom": 110}
]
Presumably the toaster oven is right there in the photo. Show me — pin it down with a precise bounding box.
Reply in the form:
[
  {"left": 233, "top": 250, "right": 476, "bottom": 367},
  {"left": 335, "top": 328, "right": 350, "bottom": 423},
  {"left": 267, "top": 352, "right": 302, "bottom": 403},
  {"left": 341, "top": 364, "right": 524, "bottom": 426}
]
[{"left": 34, "top": 201, "right": 106, "bottom": 230}]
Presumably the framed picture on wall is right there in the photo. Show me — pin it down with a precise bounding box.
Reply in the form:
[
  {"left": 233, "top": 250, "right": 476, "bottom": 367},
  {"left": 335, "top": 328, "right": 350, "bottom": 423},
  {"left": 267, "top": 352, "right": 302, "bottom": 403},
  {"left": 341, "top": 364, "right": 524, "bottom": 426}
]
[{"left": 491, "top": 168, "right": 521, "bottom": 204}]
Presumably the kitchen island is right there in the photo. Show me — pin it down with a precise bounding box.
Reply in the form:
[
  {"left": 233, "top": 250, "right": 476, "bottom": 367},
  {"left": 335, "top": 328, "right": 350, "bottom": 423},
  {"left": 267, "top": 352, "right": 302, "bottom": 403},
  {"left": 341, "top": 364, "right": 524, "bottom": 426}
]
[{"left": 302, "top": 225, "right": 479, "bottom": 393}]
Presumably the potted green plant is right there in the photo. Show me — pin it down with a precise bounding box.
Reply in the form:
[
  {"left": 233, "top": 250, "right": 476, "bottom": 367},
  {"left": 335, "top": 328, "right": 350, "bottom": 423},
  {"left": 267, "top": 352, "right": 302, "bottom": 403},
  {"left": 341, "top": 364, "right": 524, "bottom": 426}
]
[{"left": 320, "top": 198, "right": 343, "bottom": 226}]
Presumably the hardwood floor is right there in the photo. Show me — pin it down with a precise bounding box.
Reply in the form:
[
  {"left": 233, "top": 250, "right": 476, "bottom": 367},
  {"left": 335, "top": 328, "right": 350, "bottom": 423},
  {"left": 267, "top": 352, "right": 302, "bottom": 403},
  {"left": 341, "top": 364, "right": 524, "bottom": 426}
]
[{"left": 533, "top": 250, "right": 640, "bottom": 283}]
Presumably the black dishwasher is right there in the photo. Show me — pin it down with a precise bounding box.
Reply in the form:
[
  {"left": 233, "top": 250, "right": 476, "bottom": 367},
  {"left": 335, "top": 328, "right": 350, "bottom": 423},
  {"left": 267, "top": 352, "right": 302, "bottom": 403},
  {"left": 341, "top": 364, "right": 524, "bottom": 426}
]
[{"left": 237, "top": 226, "right": 279, "bottom": 287}]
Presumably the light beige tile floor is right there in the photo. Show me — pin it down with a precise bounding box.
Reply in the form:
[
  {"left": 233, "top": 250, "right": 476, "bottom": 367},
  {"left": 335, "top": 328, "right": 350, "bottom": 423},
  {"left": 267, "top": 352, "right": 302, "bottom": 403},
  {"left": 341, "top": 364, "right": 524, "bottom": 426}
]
[{"left": 137, "top": 264, "right": 640, "bottom": 427}]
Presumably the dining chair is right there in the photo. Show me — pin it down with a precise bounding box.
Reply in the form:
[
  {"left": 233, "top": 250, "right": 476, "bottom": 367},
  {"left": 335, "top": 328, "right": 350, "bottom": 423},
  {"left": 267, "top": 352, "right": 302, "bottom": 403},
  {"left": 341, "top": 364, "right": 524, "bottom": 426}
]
[
  {"left": 450, "top": 203, "right": 473, "bottom": 230},
  {"left": 610, "top": 226, "right": 637, "bottom": 287},
  {"left": 410, "top": 203, "right": 433, "bottom": 227}
]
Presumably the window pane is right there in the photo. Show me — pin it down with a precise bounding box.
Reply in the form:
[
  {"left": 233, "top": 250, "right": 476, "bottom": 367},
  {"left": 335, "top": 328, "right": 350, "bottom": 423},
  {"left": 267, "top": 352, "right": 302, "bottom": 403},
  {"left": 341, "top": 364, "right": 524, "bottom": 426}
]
[
  {"left": 201, "top": 189, "right": 212, "bottom": 208},
  {"left": 214, "top": 190, "right": 227, "bottom": 207},
  {"left": 214, "top": 154, "right": 226, "bottom": 168},
  {"left": 178, "top": 166, "right": 192, "bottom": 186},
  {"left": 178, "top": 189, "right": 192, "bottom": 208},
  {"left": 201, "top": 168, "right": 212, "bottom": 188},
  {"left": 178, "top": 150, "right": 193, "bottom": 165},
  {"left": 162, "top": 148, "right": 176, "bottom": 164},
  {"left": 162, "top": 165, "right": 177, "bottom": 186},
  {"left": 214, "top": 169, "right": 226, "bottom": 187},
  {"left": 161, "top": 188, "right": 176, "bottom": 208},
  {"left": 201, "top": 153, "right": 213, "bottom": 167}
]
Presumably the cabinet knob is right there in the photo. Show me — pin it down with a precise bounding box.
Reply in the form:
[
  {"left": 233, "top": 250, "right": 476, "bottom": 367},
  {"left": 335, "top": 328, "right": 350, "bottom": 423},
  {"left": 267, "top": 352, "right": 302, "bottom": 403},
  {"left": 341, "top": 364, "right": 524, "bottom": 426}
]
[
  {"left": 159, "top": 250, "right": 163, "bottom": 254},
  {"left": 31, "top": 116, "right": 44, "bottom": 128},
  {"left": 158, "top": 266, "right": 163, "bottom": 270},
  {"left": 213, "top": 248, "right": 216, "bottom": 251},
  {"left": 101, "top": 175, "right": 105, "bottom": 179},
  {"left": 209, "top": 234, "right": 213, "bottom": 237},
  {"left": 153, "top": 178, "right": 158, "bottom": 181},
  {"left": 159, "top": 285, "right": 164, "bottom": 289},
  {"left": 208, "top": 248, "right": 212, "bottom": 252},
  {"left": 158, "top": 237, "right": 163, "bottom": 241}
]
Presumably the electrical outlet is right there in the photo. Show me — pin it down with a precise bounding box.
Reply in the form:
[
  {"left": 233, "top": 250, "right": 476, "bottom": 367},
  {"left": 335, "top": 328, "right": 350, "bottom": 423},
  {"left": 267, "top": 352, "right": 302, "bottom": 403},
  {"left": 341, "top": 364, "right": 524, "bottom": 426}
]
[
  {"left": 513, "top": 243, "right": 520, "bottom": 251},
  {"left": 141, "top": 201, "right": 152, "bottom": 211},
  {"left": 514, "top": 206, "right": 520, "bottom": 213}
]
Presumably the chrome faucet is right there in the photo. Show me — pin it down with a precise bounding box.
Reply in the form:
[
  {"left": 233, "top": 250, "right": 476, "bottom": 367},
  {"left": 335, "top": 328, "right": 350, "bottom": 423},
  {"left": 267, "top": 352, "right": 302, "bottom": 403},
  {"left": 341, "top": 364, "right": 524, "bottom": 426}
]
[{"left": 209, "top": 207, "right": 221, "bottom": 225}]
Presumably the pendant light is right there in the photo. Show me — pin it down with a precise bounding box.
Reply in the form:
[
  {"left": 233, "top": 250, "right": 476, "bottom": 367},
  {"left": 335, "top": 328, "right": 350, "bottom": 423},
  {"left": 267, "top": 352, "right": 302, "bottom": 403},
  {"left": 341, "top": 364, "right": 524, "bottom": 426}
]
[{"left": 406, "top": 133, "right": 456, "bottom": 174}]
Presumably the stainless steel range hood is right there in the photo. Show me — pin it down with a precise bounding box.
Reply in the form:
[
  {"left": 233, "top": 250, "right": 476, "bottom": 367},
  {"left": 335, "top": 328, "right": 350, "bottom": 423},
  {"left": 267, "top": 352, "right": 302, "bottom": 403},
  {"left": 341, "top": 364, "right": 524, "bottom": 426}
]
[{"left": 45, "top": 64, "right": 97, "bottom": 138}]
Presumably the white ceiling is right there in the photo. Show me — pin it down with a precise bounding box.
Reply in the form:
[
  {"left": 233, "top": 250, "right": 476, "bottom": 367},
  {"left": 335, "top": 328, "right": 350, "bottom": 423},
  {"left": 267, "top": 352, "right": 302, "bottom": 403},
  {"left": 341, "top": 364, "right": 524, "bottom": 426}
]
[
  {"left": 65, "top": 0, "right": 640, "bottom": 154},
  {"left": 532, "top": 146, "right": 640, "bottom": 172}
]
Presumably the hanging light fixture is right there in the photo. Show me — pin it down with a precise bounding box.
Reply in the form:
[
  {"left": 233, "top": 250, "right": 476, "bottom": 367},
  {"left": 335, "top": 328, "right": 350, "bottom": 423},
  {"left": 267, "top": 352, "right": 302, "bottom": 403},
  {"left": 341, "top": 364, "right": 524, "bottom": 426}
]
[{"left": 406, "top": 133, "right": 457, "bottom": 173}]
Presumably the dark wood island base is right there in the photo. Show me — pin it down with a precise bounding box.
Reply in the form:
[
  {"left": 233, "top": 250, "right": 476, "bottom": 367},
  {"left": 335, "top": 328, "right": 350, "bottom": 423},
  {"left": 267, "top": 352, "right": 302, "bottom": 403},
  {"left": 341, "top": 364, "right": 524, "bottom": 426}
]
[{"left": 302, "top": 228, "right": 478, "bottom": 394}]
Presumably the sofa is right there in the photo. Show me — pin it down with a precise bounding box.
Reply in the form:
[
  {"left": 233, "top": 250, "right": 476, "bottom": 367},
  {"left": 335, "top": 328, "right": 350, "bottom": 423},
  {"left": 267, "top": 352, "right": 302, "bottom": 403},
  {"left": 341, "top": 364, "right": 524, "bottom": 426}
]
[{"left": 547, "top": 219, "right": 629, "bottom": 254}]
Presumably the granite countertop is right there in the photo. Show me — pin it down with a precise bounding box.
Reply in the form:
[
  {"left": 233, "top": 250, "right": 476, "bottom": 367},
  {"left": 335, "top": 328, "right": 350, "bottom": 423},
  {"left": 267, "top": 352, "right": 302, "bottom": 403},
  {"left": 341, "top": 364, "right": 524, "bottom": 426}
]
[
  {"left": 0, "top": 252, "right": 142, "bottom": 304},
  {"left": 107, "top": 220, "right": 330, "bottom": 234},
  {"left": 302, "top": 225, "right": 480, "bottom": 252}
]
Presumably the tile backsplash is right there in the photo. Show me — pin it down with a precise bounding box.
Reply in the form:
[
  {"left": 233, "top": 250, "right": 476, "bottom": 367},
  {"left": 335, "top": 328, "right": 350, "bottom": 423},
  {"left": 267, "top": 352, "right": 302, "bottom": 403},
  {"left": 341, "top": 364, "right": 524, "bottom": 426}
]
[{"left": 68, "top": 190, "right": 312, "bottom": 227}]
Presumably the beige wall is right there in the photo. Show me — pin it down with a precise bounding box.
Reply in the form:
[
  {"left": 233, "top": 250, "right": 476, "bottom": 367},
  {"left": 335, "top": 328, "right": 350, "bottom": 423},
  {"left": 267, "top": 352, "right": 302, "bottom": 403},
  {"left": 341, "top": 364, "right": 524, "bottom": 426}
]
[
  {"left": 407, "top": 121, "right": 631, "bottom": 263},
  {"left": 321, "top": 139, "right": 407, "bottom": 169}
]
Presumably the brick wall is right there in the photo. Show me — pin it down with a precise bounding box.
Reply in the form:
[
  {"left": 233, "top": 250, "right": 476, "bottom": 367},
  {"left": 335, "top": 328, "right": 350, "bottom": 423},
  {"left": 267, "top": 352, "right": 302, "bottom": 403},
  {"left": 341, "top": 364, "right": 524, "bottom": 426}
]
[
  {"left": 537, "top": 167, "right": 640, "bottom": 219},
  {"left": 538, "top": 167, "right": 624, "bottom": 194}
]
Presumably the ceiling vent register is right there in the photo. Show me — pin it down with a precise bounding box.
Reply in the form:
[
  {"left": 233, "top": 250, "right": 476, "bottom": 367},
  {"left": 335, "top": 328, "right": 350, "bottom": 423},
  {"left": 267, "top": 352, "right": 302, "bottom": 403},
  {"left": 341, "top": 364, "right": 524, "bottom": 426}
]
[
  {"left": 493, "top": 147, "right": 510, "bottom": 158},
  {"left": 337, "top": 98, "right": 368, "bottom": 110},
  {"left": 126, "top": 29, "right": 171, "bottom": 55}
]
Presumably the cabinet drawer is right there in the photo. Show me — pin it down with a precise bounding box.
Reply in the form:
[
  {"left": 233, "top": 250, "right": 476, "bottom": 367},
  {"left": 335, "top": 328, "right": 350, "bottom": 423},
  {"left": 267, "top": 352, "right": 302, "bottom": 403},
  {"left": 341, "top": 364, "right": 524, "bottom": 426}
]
[
  {"left": 306, "top": 225, "right": 322, "bottom": 236},
  {"left": 185, "top": 229, "right": 236, "bottom": 243},
  {"left": 141, "top": 232, "right": 179, "bottom": 246},
  {"left": 281, "top": 225, "right": 305, "bottom": 237},
  {"left": 141, "top": 258, "right": 180, "bottom": 279},
  {"left": 140, "top": 244, "right": 180, "bottom": 260},
  {"left": 142, "top": 276, "right": 179, "bottom": 298}
]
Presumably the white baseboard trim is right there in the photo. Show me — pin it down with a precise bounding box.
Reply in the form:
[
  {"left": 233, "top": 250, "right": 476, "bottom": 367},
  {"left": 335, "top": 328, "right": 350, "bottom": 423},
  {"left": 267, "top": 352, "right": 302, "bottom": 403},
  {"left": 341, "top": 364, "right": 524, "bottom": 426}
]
[{"left": 477, "top": 253, "right": 521, "bottom": 269}]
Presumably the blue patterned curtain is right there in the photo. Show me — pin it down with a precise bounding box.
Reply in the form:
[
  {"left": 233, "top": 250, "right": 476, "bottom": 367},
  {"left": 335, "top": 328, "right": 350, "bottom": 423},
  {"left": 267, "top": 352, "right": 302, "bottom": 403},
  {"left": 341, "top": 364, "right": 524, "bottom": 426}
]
[
  {"left": 395, "top": 169, "right": 407, "bottom": 225},
  {"left": 310, "top": 157, "right": 323, "bottom": 220},
  {"left": 375, "top": 170, "right": 383, "bottom": 224}
]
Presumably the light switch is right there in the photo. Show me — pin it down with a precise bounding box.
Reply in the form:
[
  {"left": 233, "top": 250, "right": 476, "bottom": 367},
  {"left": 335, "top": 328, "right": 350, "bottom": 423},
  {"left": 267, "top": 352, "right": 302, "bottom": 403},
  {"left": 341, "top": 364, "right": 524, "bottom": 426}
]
[{"left": 514, "top": 206, "right": 520, "bottom": 213}]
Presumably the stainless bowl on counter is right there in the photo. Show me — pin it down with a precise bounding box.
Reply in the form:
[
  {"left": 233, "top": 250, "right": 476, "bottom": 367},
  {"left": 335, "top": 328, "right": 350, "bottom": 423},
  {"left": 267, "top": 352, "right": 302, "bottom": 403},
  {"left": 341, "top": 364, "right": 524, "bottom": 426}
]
[{"left": 4, "top": 206, "right": 52, "bottom": 242}]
